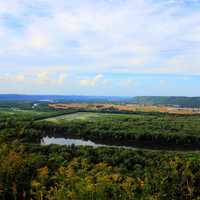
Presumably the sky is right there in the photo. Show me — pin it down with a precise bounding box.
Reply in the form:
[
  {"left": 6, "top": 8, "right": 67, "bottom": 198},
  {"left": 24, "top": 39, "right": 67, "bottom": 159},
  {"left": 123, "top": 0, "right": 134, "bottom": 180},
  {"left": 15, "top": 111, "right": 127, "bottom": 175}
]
[{"left": 0, "top": 0, "right": 200, "bottom": 96}]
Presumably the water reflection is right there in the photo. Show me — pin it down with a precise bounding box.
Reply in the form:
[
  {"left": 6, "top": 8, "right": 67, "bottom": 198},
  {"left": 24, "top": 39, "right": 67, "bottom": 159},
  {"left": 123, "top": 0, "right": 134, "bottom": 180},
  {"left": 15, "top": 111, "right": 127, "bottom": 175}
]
[
  {"left": 40, "top": 136, "right": 200, "bottom": 151},
  {"left": 41, "top": 136, "right": 108, "bottom": 147}
]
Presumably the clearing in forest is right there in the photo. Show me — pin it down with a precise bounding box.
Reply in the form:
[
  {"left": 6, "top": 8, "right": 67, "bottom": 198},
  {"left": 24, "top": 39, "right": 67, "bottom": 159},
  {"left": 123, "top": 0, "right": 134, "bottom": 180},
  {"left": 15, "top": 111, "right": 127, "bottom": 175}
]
[{"left": 42, "top": 112, "right": 142, "bottom": 123}]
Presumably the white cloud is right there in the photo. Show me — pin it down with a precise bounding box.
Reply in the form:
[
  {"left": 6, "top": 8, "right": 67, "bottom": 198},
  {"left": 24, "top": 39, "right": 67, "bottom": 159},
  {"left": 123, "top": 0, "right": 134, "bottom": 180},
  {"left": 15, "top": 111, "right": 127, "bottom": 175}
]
[
  {"left": 119, "top": 79, "right": 134, "bottom": 87},
  {"left": 159, "top": 80, "right": 167, "bottom": 86},
  {"left": 27, "top": 28, "right": 50, "bottom": 50},
  {"left": 22, "top": 66, "right": 69, "bottom": 85},
  {"left": 36, "top": 71, "right": 51, "bottom": 84},
  {"left": 1, "top": 0, "right": 200, "bottom": 95},
  {"left": 57, "top": 74, "right": 67, "bottom": 84},
  {"left": 80, "top": 74, "right": 104, "bottom": 87},
  {"left": 15, "top": 74, "right": 26, "bottom": 82},
  {"left": 0, "top": 73, "right": 26, "bottom": 83}
]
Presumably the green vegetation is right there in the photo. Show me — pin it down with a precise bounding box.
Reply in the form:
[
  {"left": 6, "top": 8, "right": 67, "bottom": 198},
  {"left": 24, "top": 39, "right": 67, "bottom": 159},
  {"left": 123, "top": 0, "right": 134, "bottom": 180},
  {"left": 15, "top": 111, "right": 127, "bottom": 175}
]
[
  {"left": 43, "top": 112, "right": 132, "bottom": 123},
  {"left": 1, "top": 142, "right": 200, "bottom": 199},
  {"left": 2, "top": 102, "right": 200, "bottom": 199},
  {"left": 37, "top": 111, "right": 200, "bottom": 147},
  {"left": 0, "top": 107, "right": 77, "bottom": 121},
  {"left": 2, "top": 106, "right": 200, "bottom": 147}
]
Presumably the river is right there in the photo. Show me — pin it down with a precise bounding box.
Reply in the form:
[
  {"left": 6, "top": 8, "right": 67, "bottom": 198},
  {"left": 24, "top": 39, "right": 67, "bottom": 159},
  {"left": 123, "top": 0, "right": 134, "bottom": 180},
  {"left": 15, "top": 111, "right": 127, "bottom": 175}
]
[{"left": 40, "top": 136, "right": 200, "bottom": 151}]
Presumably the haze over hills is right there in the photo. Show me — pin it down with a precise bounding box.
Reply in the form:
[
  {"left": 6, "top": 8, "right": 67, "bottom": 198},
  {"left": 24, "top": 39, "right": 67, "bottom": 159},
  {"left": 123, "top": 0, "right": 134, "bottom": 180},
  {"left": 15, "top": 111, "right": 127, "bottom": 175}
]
[
  {"left": 0, "top": 94, "right": 130, "bottom": 103},
  {"left": 131, "top": 96, "right": 200, "bottom": 108},
  {"left": 1, "top": 94, "right": 200, "bottom": 107}
]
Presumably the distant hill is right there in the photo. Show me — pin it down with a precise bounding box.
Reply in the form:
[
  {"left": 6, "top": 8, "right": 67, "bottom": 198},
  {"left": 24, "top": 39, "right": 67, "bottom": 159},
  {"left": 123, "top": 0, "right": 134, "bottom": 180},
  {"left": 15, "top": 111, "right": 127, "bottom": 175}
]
[
  {"left": 1, "top": 94, "right": 200, "bottom": 107},
  {"left": 0, "top": 94, "right": 129, "bottom": 103},
  {"left": 131, "top": 96, "right": 200, "bottom": 107}
]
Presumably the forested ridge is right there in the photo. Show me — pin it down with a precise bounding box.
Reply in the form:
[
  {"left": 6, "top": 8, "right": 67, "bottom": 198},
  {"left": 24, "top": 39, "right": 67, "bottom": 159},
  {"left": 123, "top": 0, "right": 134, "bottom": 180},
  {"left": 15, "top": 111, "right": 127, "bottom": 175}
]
[{"left": 132, "top": 96, "right": 200, "bottom": 107}]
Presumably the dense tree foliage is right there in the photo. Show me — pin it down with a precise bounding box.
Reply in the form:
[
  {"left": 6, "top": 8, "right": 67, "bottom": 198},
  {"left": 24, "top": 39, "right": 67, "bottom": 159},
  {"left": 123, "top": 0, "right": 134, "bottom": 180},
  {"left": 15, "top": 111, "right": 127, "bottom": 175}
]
[{"left": 1, "top": 142, "right": 200, "bottom": 199}]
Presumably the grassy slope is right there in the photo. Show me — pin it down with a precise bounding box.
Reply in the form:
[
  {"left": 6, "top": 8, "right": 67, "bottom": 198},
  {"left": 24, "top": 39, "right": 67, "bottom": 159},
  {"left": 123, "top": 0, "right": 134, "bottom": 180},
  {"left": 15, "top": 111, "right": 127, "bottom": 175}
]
[{"left": 43, "top": 112, "right": 145, "bottom": 123}]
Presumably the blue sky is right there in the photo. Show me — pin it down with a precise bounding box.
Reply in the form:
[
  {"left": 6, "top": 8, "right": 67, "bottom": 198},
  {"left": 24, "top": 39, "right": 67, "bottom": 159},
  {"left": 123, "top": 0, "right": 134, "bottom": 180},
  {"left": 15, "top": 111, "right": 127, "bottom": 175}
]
[{"left": 0, "top": 0, "right": 200, "bottom": 96}]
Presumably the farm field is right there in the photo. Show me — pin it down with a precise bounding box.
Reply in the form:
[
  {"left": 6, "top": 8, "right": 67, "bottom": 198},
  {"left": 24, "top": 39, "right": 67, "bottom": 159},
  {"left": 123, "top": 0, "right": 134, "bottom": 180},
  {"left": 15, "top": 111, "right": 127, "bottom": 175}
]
[
  {"left": 49, "top": 103, "right": 200, "bottom": 114},
  {"left": 43, "top": 112, "right": 108, "bottom": 122}
]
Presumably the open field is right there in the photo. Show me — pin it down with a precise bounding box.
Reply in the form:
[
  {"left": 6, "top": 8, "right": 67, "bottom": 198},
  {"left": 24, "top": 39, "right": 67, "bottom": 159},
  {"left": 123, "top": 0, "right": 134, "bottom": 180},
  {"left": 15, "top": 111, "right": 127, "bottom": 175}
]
[
  {"left": 43, "top": 112, "right": 145, "bottom": 123},
  {"left": 49, "top": 103, "right": 200, "bottom": 114},
  {"left": 44, "top": 112, "right": 109, "bottom": 122}
]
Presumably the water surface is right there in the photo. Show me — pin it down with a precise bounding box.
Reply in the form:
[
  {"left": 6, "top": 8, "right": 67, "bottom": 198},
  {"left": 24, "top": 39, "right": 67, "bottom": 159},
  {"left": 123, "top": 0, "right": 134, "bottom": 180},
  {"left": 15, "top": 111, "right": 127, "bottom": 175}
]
[
  {"left": 41, "top": 136, "right": 107, "bottom": 147},
  {"left": 40, "top": 136, "right": 200, "bottom": 152},
  {"left": 41, "top": 136, "right": 137, "bottom": 149}
]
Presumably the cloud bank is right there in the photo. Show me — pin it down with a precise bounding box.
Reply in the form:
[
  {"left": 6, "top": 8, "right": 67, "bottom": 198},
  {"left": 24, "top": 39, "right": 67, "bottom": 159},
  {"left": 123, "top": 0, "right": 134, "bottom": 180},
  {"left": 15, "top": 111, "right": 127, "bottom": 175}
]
[{"left": 0, "top": 0, "right": 200, "bottom": 95}]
